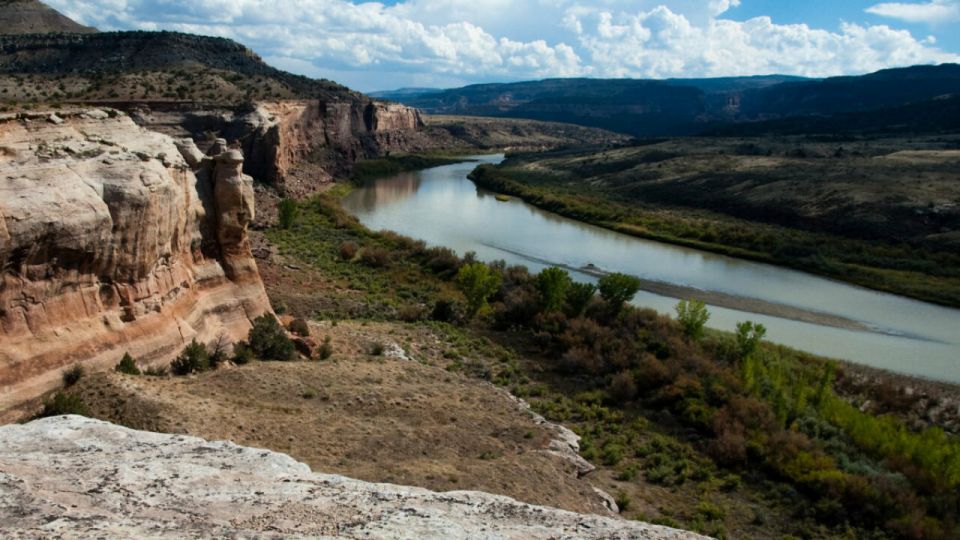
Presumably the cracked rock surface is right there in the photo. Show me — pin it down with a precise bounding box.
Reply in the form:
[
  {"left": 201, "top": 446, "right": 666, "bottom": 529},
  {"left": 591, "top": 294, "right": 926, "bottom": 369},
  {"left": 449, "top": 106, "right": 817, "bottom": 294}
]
[{"left": 0, "top": 416, "right": 709, "bottom": 539}]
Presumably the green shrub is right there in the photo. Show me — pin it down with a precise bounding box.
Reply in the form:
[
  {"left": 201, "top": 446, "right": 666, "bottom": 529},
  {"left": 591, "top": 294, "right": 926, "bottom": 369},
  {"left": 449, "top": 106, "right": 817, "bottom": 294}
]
[
  {"left": 114, "top": 353, "right": 141, "bottom": 375},
  {"left": 370, "top": 342, "right": 385, "bottom": 356},
  {"left": 232, "top": 342, "right": 254, "bottom": 365},
  {"left": 248, "top": 314, "right": 295, "bottom": 361},
  {"left": 278, "top": 198, "right": 298, "bottom": 229},
  {"left": 38, "top": 392, "right": 89, "bottom": 418},
  {"left": 144, "top": 365, "right": 169, "bottom": 377},
  {"left": 288, "top": 318, "right": 310, "bottom": 337},
  {"left": 696, "top": 501, "right": 726, "bottom": 521},
  {"left": 617, "top": 464, "right": 639, "bottom": 481},
  {"left": 457, "top": 263, "right": 502, "bottom": 318},
  {"left": 675, "top": 299, "right": 710, "bottom": 342},
  {"left": 537, "top": 267, "right": 572, "bottom": 312},
  {"left": 565, "top": 282, "right": 597, "bottom": 316},
  {"left": 735, "top": 321, "right": 766, "bottom": 359},
  {"left": 170, "top": 339, "right": 211, "bottom": 375},
  {"left": 615, "top": 491, "right": 632, "bottom": 513},
  {"left": 62, "top": 364, "right": 84, "bottom": 387},
  {"left": 597, "top": 273, "right": 641, "bottom": 312}
]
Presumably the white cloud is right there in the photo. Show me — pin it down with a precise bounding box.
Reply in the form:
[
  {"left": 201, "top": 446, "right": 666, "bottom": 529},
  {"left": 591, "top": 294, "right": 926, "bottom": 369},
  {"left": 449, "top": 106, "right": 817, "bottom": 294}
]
[
  {"left": 866, "top": 0, "right": 960, "bottom": 24},
  {"left": 44, "top": 0, "right": 960, "bottom": 91}
]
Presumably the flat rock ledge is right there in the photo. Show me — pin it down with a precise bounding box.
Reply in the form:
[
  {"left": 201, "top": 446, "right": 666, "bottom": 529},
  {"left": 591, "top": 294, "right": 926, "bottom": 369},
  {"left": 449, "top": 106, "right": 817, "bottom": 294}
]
[{"left": 0, "top": 416, "right": 708, "bottom": 539}]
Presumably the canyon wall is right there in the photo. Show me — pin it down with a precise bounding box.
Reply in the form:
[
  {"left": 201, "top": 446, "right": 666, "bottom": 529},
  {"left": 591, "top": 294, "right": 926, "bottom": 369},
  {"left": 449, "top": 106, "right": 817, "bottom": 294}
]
[
  {"left": 124, "top": 99, "right": 427, "bottom": 200},
  {"left": 222, "top": 99, "right": 426, "bottom": 196},
  {"left": 0, "top": 109, "right": 271, "bottom": 419}
]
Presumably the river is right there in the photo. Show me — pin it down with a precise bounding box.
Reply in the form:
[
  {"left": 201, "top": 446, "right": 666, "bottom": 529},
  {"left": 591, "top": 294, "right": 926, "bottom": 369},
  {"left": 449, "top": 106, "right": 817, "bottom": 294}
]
[{"left": 342, "top": 155, "right": 960, "bottom": 383}]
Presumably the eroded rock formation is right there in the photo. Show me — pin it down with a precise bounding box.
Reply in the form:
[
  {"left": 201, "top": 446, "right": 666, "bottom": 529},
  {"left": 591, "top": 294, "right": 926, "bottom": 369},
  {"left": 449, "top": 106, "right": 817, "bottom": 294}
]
[
  {"left": 0, "top": 415, "right": 708, "bottom": 539},
  {"left": 223, "top": 99, "right": 425, "bottom": 195},
  {"left": 0, "top": 109, "right": 271, "bottom": 419}
]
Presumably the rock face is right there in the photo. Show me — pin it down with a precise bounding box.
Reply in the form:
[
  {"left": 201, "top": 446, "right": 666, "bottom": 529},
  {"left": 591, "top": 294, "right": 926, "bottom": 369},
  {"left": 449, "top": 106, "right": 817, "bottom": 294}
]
[
  {"left": 221, "top": 100, "right": 426, "bottom": 195},
  {"left": 0, "top": 109, "right": 271, "bottom": 419},
  {"left": 0, "top": 416, "right": 708, "bottom": 539}
]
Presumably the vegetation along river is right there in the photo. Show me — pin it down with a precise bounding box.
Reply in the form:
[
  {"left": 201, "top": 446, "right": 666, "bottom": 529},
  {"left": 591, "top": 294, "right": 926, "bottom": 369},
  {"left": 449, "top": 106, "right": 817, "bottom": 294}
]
[{"left": 342, "top": 155, "right": 960, "bottom": 383}]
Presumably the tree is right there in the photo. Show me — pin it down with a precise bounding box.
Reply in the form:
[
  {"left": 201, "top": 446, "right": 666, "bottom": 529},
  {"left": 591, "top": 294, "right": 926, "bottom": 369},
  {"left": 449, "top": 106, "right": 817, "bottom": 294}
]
[
  {"left": 115, "top": 352, "right": 141, "bottom": 375},
  {"left": 248, "top": 314, "right": 296, "bottom": 361},
  {"left": 278, "top": 198, "right": 298, "bottom": 229},
  {"left": 537, "top": 267, "right": 572, "bottom": 312},
  {"left": 597, "top": 273, "right": 641, "bottom": 312},
  {"left": 566, "top": 282, "right": 598, "bottom": 317},
  {"left": 170, "top": 339, "right": 211, "bottom": 375},
  {"left": 735, "top": 321, "right": 767, "bottom": 359},
  {"left": 456, "top": 262, "right": 502, "bottom": 318},
  {"left": 675, "top": 299, "right": 710, "bottom": 342}
]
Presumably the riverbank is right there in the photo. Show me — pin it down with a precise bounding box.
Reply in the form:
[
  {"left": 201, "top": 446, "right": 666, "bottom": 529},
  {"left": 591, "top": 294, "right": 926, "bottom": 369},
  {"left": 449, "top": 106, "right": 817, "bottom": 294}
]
[
  {"left": 252, "top": 187, "right": 960, "bottom": 538},
  {"left": 467, "top": 140, "right": 960, "bottom": 308}
]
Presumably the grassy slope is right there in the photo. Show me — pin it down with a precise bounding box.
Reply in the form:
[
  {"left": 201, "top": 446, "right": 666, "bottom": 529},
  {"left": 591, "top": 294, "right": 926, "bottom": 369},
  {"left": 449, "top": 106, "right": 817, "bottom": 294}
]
[{"left": 256, "top": 186, "right": 959, "bottom": 539}]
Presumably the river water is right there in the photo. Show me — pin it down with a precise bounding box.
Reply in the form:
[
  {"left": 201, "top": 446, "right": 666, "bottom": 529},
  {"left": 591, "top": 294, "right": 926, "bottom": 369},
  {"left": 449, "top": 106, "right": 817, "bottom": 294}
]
[{"left": 342, "top": 155, "right": 960, "bottom": 383}]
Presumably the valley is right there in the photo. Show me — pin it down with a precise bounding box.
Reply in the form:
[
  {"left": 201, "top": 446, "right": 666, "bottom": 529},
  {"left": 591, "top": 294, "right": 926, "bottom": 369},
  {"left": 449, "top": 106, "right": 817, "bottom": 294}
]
[{"left": 1, "top": 1, "right": 959, "bottom": 539}]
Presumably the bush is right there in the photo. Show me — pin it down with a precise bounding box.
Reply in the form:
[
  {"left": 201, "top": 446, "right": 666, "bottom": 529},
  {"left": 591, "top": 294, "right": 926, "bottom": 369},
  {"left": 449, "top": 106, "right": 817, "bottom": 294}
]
[
  {"left": 248, "top": 314, "right": 296, "bottom": 361},
  {"left": 170, "top": 339, "right": 211, "bottom": 375},
  {"left": 370, "top": 342, "right": 385, "bottom": 356},
  {"left": 359, "top": 246, "right": 391, "bottom": 267},
  {"left": 278, "top": 198, "right": 298, "bottom": 229},
  {"left": 232, "top": 342, "right": 254, "bottom": 365},
  {"left": 565, "top": 282, "right": 597, "bottom": 317},
  {"left": 537, "top": 267, "right": 572, "bottom": 312},
  {"left": 457, "top": 263, "right": 502, "bottom": 318},
  {"left": 615, "top": 491, "right": 632, "bottom": 513},
  {"left": 318, "top": 336, "right": 333, "bottom": 360},
  {"left": 597, "top": 273, "right": 641, "bottom": 312},
  {"left": 339, "top": 240, "right": 359, "bottom": 261},
  {"left": 425, "top": 247, "right": 461, "bottom": 277},
  {"left": 608, "top": 370, "right": 638, "bottom": 403},
  {"left": 675, "top": 299, "right": 710, "bottom": 342},
  {"left": 144, "top": 365, "right": 169, "bottom": 377},
  {"left": 288, "top": 318, "right": 310, "bottom": 337},
  {"left": 431, "top": 299, "right": 462, "bottom": 323},
  {"left": 735, "top": 321, "right": 766, "bottom": 359},
  {"left": 114, "top": 353, "right": 141, "bottom": 375},
  {"left": 62, "top": 364, "right": 84, "bottom": 387},
  {"left": 37, "top": 392, "right": 89, "bottom": 418}
]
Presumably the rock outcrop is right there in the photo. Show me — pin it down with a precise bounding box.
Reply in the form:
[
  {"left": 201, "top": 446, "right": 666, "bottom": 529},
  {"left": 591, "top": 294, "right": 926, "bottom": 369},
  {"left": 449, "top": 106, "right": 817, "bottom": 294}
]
[
  {"left": 0, "top": 109, "right": 271, "bottom": 419},
  {"left": 217, "top": 99, "right": 426, "bottom": 195},
  {"left": 0, "top": 415, "right": 709, "bottom": 539}
]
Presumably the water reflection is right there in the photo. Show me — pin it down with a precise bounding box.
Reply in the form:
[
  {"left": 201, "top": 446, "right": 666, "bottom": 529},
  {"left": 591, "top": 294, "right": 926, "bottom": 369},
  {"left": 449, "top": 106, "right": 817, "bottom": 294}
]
[{"left": 343, "top": 155, "right": 960, "bottom": 383}]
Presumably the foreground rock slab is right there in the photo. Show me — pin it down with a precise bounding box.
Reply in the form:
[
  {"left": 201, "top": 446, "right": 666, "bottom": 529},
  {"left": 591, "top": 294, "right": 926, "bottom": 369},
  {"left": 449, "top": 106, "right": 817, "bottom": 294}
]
[{"left": 0, "top": 416, "right": 708, "bottom": 539}]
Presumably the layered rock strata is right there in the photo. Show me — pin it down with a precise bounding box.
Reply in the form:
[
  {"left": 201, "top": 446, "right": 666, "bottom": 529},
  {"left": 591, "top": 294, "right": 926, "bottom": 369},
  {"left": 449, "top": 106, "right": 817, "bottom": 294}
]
[
  {"left": 0, "top": 109, "right": 271, "bottom": 419},
  {"left": 0, "top": 416, "right": 708, "bottom": 539}
]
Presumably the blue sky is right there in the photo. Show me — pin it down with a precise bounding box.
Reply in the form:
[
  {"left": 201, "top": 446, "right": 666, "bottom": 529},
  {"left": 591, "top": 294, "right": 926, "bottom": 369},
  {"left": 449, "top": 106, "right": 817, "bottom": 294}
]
[{"left": 47, "top": 1, "right": 960, "bottom": 91}]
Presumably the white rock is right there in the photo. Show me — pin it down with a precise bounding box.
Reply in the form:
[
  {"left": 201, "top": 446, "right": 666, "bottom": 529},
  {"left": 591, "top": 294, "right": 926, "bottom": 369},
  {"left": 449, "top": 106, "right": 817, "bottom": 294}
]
[{"left": 0, "top": 416, "right": 709, "bottom": 539}]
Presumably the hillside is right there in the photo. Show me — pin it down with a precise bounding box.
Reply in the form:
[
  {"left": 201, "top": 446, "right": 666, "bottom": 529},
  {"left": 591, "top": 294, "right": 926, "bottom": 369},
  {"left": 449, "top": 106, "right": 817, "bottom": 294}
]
[
  {"left": 469, "top": 135, "right": 960, "bottom": 305},
  {"left": 0, "top": 0, "right": 95, "bottom": 34},
  {"left": 386, "top": 65, "right": 960, "bottom": 137},
  {"left": 0, "top": 31, "right": 357, "bottom": 104}
]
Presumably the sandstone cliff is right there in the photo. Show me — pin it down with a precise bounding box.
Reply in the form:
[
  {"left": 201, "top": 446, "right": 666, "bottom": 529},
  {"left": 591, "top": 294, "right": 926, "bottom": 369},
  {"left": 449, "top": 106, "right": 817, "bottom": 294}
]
[
  {"left": 0, "top": 415, "right": 709, "bottom": 539},
  {"left": 223, "top": 100, "right": 425, "bottom": 195},
  {"left": 0, "top": 109, "right": 271, "bottom": 419}
]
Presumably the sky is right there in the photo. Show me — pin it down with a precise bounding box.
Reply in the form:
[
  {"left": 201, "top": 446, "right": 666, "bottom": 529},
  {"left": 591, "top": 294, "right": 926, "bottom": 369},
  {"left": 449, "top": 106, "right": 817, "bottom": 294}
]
[{"left": 46, "top": 0, "right": 960, "bottom": 92}]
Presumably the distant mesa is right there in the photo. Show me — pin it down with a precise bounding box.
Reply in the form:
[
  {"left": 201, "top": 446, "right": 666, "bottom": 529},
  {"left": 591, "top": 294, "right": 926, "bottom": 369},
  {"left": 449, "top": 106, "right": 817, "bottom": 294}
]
[{"left": 0, "top": 0, "right": 96, "bottom": 35}]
